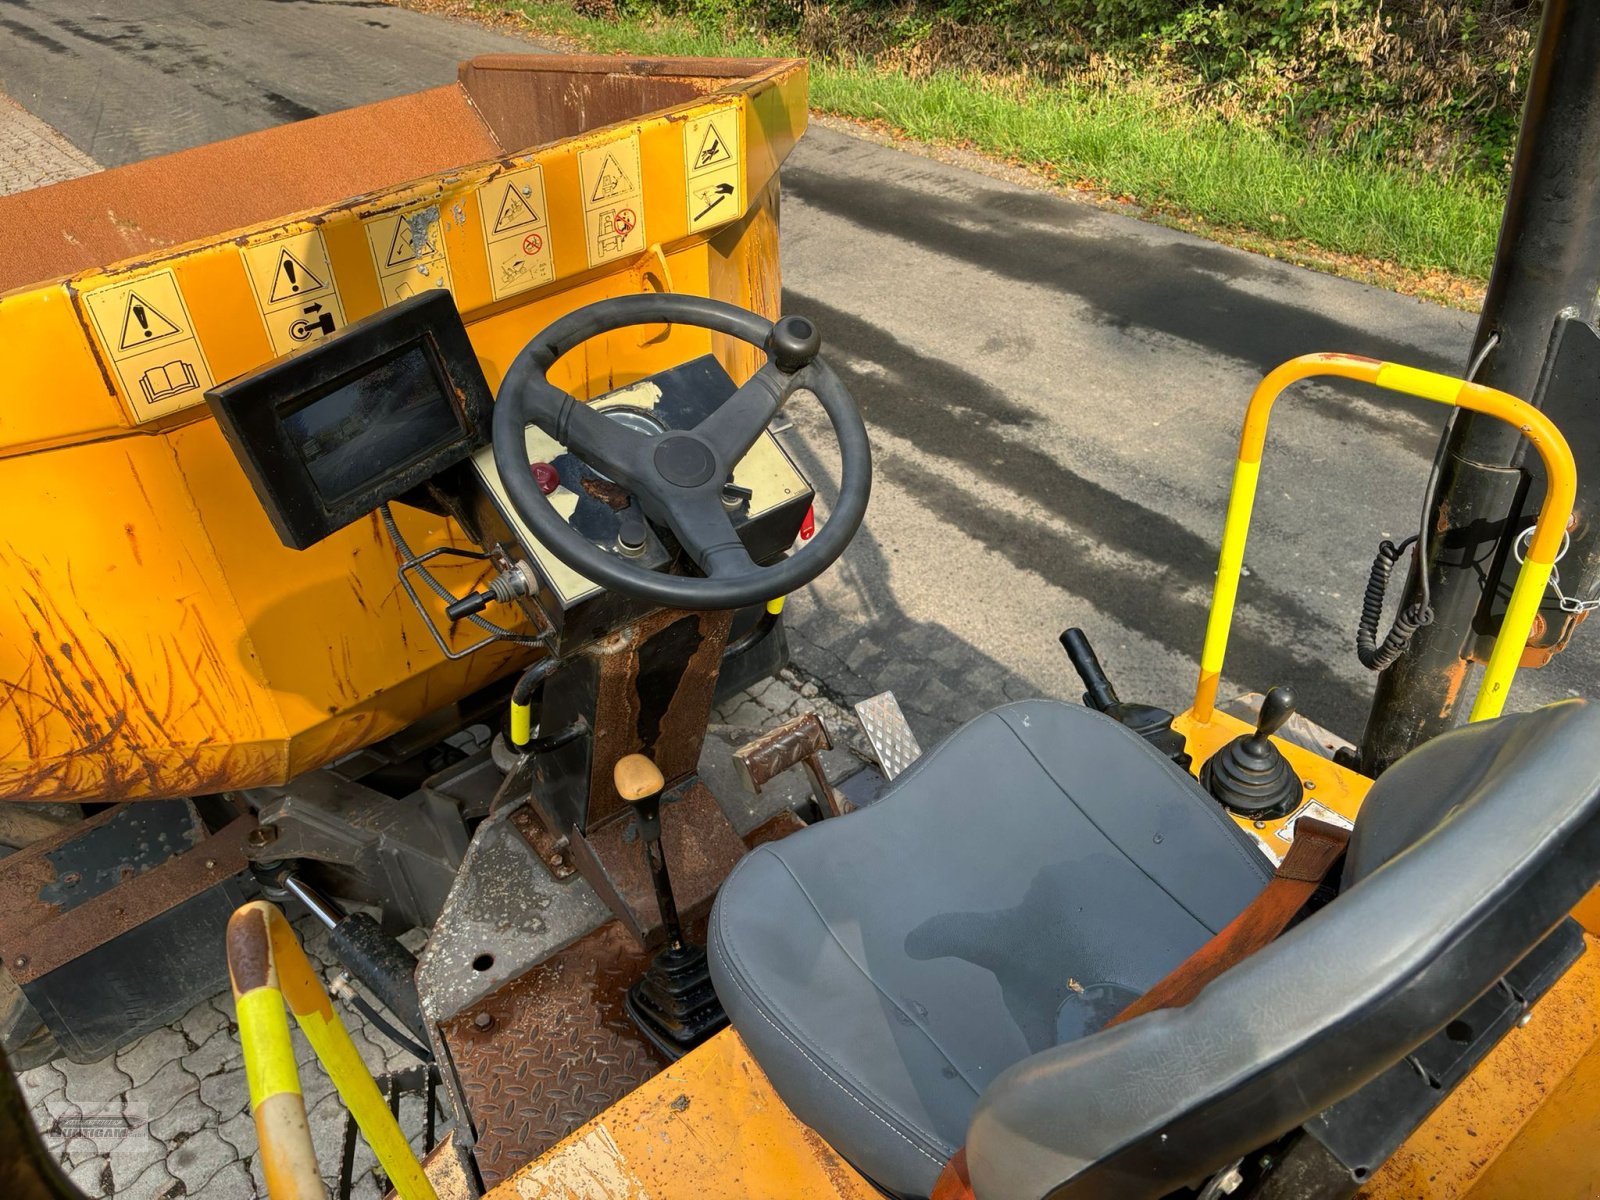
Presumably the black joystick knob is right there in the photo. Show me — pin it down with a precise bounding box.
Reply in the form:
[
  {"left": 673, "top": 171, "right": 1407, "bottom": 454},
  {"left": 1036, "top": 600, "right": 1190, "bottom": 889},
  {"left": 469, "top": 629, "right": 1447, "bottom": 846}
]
[
  {"left": 1200, "top": 686, "right": 1304, "bottom": 818},
  {"left": 768, "top": 315, "right": 821, "bottom": 373}
]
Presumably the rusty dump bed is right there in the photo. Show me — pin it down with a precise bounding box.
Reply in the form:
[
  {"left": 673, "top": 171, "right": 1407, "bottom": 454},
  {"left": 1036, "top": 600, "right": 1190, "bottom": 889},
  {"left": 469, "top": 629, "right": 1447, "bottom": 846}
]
[{"left": 0, "top": 54, "right": 806, "bottom": 803}]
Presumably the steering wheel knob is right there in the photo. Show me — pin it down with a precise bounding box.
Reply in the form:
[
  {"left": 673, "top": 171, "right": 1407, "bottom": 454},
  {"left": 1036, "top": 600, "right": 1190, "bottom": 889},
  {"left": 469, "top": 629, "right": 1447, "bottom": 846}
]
[{"left": 768, "top": 315, "right": 821, "bottom": 374}]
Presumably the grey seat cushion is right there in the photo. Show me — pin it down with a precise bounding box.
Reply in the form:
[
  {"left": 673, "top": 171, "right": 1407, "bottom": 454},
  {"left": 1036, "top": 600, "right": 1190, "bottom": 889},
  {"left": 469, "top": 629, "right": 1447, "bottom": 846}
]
[{"left": 708, "top": 700, "right": 1273, "bottom": 1198}]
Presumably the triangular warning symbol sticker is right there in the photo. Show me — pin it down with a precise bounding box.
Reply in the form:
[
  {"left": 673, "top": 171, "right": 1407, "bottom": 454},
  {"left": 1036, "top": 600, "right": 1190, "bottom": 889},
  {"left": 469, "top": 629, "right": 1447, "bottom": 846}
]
[
  {"left": 118, "top": 291, "right": 182, "bottom": 350},
  {"left": 492, "top": 183, "right": 540, "bottom": 235},
  {"left": 269, "top": 248, "right": 325, "bottom": 303},
  {"left": 590, "top": 153, "right": 633, "bottom": 203},
  {"left": 385, "top": 217, "right": 433, "bottom": 269},
  {"left": 693, "top": 124, "right": 732, "bottom": 171}
]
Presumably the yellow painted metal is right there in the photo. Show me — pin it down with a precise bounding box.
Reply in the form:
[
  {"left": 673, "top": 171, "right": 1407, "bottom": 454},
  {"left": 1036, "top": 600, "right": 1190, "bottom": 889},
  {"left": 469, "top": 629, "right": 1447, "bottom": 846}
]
[
  {"left": 766, "top": 594, "right": 786, "bottom": 615},
  {"left": 228, "top": 900, "right": 436, "bottom": 1200},
  {"left": 0, "top": 56, "right": 809, "bottom": 803},
  {"left": 1362, "top": 933, "right": 1600, "bottom": 1200},
  {"left": 487, "top": 1027, "right": 880, "bottom": 1200},
  {"left": 509, "top": 699, "right": 533, "bottom": 747},
  {"left": 1192, "top": 353, "right": 1576, "bottom": 725}
]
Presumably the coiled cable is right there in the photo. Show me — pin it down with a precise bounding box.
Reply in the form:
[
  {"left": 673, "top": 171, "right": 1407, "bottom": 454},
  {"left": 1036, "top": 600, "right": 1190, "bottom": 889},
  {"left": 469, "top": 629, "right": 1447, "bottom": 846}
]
[{"left": 1357, "top": 535, "right": 1434, "bottom": 670}]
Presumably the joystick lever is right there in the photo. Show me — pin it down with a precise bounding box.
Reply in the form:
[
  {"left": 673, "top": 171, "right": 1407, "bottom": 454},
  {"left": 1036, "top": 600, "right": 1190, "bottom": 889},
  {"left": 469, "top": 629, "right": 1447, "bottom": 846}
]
[
  {"left": 615, "top": 754, "right": 728, "bottom": 1057},
  {"left": 1060, "top": 628, "right": 1190, "bottom": 769},
  {"left": 1200, "top": 686, "right": 1305, "bottom": 818}
]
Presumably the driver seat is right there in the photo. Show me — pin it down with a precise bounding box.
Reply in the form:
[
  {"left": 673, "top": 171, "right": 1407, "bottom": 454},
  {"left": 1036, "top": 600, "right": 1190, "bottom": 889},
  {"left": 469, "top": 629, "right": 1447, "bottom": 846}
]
[{"left": 707, "top": 698, "right": 1600, "bottom": 1199}]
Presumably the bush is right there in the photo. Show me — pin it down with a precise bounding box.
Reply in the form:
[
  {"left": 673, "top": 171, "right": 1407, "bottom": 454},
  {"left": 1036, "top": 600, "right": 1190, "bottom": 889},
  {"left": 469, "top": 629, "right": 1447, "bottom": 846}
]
[{"left": 587, "top": 0, "right": 1540, "bottom": 181}]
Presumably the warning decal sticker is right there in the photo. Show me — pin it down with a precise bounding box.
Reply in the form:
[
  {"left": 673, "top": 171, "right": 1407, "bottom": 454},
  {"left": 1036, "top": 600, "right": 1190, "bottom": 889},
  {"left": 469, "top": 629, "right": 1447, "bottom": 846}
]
[
  {"left": 363, "top": 205, "right": 453, "bottom": 307},
  {"left": 475, "top": 165, "right": 554, "bottom": 302},
  {"left": 578, "top": 134, "right": 646, "bottom": 268},
  {"left": 82, "top": 268, "right": 215, "bottom": 422},
  {"left": 240, "top": 230, "right": 348, "bottom": 355},
  {"left": 683, "top": 107, "right": 741, "bottom": 234}
]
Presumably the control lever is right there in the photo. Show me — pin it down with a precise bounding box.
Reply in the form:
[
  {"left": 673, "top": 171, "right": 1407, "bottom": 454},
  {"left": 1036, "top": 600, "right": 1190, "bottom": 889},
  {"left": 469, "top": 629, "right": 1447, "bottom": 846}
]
[
  {"left": 444, "top": 563, "right": 533, "bottom": 622},
  {"left": 1060, "top": 628, "right": 1190, "bottom": 768},
  {"left": 1200, "top": 686, "right": 1305, "bottom": 818},
  {"left": 615, "top": 755, "right": 728, "bottom": 1058},
  {"left": 279, "top": 872, "right": 428, "bottom": 1045}
]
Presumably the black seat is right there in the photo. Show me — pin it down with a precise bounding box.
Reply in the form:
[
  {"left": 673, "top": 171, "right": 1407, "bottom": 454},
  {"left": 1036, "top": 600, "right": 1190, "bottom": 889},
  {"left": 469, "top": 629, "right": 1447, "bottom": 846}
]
[{"left": 708, "top": 697, "right": 1600, "bottom": 1199}]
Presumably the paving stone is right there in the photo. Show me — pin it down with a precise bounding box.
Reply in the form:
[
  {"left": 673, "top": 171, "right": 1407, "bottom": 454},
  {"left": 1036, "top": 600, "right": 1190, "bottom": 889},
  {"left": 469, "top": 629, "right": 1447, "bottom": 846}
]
[
  {"left": 167, "top": 1127, "right": 241, "bottom": 1195},
  {"left": 56, "top": 1054, "right": 132, "bottom": 1108},
  {"left": 177, "top": 995, "right": 228, "bottom": 1048},
  {"left": 216, "top": 1104, "right": 257, "bottom": 1155},
  {"left": 64, "top": 1150, "right": 112, "bottom": 1198},
  {"left": 19, "top": 1060, "right": 65, "bottom": 1107},
  {"left": 181, "top": 1022, "right": 240, "bottom": 1080},
  {"left": 123, "top": 1058, "right": 195, "bottom": 1127},
  {"left": 97, "top": 1116, "right": 167, "bottom": 1190},
  {"left": 198, "top": 1063, "right": 250, "bottom": 1121},
  {"left": 0, "top": 92, "right": 98, "bottom": 196},
  {"left": 203, "top": 1158, "right": 263, "bottom": 1200},
  {"left": 114, "top": 1156, "right": 182, "bottom": 1200},
  {"left": 60, "top": 1132, "right": 105, "bottom": 1166},
  {"left": 114, "top": 1027, "right": 189, "bottom": 1089},
  {"left": 720, "top": 699, "right": 770, "bottom": 730},
  {"left": 145, "top": 1085, "right": 214, "bottom": 1144},
  {"left": 304, "top": 1086, "right": 352, "bottom": 1167}
]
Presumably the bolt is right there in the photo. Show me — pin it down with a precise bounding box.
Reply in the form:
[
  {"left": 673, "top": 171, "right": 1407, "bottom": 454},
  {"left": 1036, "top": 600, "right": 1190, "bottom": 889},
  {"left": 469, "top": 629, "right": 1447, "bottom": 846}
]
[
  {"left": 1517, "top": 1009, "right": 1533, "bottom": 1028},
  {"left": 548, "top": 854, "right": 564, "bottom": 868},
  {"left": 473, "top": 1011, "right": 494, "bottom": 1031},
  {"left": 13, "top": 955, "right": 27, "bottom": 969},
  {"left": 1217, "top": 1166, "right": 1244, "bottom": 1195},
  {"left": 204, "top": 859, "right": 217, "bottom": 870},
  {"left": 246, "top": 827, "right": 279, "bottom": 850},
  {"left": 1304, "top": 780, "right": 1316, "bottom": 790},
  {"left": 61, "top": 871, "right": 81, "bottom": 887}
]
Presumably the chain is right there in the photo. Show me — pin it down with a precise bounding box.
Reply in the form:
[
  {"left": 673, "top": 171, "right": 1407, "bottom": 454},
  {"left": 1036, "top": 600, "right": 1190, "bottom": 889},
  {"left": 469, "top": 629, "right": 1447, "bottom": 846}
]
[{"left": 1512, "top": 525, "right": 1600, "bottom": 614}]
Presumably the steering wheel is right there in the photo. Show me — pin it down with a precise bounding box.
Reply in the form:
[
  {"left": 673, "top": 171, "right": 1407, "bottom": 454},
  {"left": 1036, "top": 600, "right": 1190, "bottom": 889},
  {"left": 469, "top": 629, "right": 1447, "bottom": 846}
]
[{"left": 492, "top": 294, "right": 871, "bottom": 610}]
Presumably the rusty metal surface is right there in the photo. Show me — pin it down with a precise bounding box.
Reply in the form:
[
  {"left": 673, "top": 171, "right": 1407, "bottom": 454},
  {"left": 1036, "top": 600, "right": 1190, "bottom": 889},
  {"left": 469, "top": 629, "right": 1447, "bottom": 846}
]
[
  {"left": 1, "top": 814, "right": 253, "bottom": 985},
  {"left": 734, "top": 712, "right": 832, "bottom": 790},
  {"left": 733, "top": 712, "right": 849, "bottom": 818},
  {"left": 571, "top": 778, "right": 746, "bottom": 947},
  {"left": 741, "top": 807, "right": 807, "bottom": 850},
  {"left": 587, "top": 609, "right": 734, "bottom": 830},
  {"left": 440, "top": 921, "right": 669, "bottom": 1189}
]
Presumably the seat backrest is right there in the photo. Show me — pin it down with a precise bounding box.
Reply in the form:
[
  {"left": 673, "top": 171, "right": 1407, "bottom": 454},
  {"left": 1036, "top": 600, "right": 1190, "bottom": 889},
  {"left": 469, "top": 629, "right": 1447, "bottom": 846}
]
[{"left": 963, "top": 699, "right": 1600, "bottom": 1200}]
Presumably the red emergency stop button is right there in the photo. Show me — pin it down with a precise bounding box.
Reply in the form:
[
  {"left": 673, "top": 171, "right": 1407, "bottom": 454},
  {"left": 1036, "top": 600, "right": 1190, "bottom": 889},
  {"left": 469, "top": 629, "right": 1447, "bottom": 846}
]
[{"left": 531, "top": 462, "right": 560, "bottom": 495}]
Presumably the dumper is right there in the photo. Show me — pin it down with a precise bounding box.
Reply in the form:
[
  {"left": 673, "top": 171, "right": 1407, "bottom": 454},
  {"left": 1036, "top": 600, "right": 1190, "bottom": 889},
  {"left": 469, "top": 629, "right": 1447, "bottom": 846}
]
[{"left": 0, "top": 53, "right": 804, "bottom": 804}]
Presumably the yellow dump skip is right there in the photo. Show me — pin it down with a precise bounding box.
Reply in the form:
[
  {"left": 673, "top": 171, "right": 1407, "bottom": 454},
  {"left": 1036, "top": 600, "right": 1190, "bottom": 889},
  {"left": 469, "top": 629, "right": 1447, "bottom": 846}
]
[{"left": 0, "top": 54, "right": 807, "bottom": 802}]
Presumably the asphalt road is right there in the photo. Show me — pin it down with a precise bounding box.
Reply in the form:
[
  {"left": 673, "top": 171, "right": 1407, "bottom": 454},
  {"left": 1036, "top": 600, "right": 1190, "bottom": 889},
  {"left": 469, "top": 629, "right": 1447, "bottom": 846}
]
[{"left": 2, "top": 0, "right": 1592, "bottom": 748}]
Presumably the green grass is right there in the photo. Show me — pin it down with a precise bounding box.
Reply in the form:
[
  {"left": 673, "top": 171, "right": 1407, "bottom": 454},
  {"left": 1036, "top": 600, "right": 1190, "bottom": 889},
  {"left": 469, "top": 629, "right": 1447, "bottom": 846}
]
[{"left": 485, "top": 0, "right": 1503, "bottom": 284}]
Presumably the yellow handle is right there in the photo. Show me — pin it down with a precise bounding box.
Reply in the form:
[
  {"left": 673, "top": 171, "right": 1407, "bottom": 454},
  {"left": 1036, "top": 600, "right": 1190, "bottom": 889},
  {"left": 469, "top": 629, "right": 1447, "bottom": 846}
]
[
  {"left": 1193, "top": 354, "right": 1575, "bottom": 726},
  {"left": 228, "top": 901, "right": 438, "bottom": 1200}
]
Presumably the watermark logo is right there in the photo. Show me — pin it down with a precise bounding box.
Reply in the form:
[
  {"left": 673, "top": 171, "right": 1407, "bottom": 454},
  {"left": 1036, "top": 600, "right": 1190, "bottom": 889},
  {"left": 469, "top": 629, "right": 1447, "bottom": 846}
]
[{"left": 35, "top": 1101, "right": 151, "bottom": 1153}]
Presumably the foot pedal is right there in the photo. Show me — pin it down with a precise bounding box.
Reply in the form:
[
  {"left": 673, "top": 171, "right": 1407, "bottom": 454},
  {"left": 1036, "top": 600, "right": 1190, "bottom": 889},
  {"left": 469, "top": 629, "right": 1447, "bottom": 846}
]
[
  {"left": 853, "top": 692, "right": 922, "bottom": 782},
  {"left": 733, "top": 712, "right": 849, "bottom": 818}
]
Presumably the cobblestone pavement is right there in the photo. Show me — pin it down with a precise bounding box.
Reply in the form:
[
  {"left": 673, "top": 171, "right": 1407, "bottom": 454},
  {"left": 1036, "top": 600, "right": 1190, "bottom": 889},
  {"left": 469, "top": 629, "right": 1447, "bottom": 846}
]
[
  {"left": 0, "top": 91, "right": 97, "bottom": 195},
  {"left": 17, "top": 669, "right": 870, "bottom": 1199}
]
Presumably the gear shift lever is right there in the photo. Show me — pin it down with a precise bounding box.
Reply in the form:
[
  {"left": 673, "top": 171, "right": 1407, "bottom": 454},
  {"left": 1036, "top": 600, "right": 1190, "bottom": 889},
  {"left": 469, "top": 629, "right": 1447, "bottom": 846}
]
[
  {"left": 1200, "top": 686, "right": 1305, "bottom": 818},
  {"left": 615, "top": 754, "right": 728, "bottom": 1057}
]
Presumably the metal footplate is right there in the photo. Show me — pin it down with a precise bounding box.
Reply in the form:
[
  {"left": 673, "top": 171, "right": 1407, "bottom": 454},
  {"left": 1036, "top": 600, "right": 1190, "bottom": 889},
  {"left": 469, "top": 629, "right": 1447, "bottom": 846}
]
[{"left": 853, "top": 692, "right": 923, "bottom": 781}]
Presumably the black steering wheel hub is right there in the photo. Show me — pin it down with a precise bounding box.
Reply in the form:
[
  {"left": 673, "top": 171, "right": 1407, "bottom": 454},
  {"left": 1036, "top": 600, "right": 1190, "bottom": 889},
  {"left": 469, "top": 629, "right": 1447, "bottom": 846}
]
[
  {"left": 653, "top": 435, "right": 717, "bottom": 488},
  {"left": 491, "top": 295, "right": 872, "bottom": 610}
]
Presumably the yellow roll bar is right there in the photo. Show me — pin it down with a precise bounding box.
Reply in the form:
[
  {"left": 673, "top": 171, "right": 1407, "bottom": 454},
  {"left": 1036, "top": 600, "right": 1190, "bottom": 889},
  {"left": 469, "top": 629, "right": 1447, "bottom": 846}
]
[
  {"left": 1193, "top": 353, "right": 1576, "bottom": 726},
  {"left": 226, "top": 900, "right": 437, "bottom": 1200}
]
